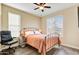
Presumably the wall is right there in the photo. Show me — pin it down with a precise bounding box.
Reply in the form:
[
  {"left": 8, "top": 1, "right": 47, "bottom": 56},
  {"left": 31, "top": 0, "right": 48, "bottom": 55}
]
[
  {"left": 1, "top": 4, "right": 41, "bottom": 30},
  {"left": 40, "top": 17, "right": 47, "bottom": 34},
  {"left": 62, "top": 6, "right": 79, "bottom": 49},
  {"left": 0, "top": 4, "right": 1, "bottom": 31},
  {"left": 0, "top": 3, "right": 1, "bottom": 49},
  {"left": 41, "top": 5, "right": 79, "bottom": 49}
]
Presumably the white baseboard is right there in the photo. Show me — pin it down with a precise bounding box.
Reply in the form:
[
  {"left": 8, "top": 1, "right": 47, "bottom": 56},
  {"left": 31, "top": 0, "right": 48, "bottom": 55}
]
[{"left": 61, "top": 44, "right": 79, "bottom": 50}]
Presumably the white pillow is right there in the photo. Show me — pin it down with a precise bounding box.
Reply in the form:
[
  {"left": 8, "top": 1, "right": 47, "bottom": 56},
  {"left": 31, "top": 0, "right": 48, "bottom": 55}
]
[
  {"left": 25, "top": 31, "right": 34, "bottom": 37},
  {"left": 34, "top": 31, "right": 41, "bottom": 34}
]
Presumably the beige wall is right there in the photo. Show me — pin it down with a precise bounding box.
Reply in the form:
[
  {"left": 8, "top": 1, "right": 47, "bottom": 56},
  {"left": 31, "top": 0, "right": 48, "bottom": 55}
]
[
  {"left": 41, "top": 5, "right": 79, "bottom": 49},
  {"left": 62, "top": 6, "right": 79, "bottom": 49},
  {"left": 0, "top": 4, "right": 1, "bottom": 31},
  {"left": 1, "top": 4, "right": 41, "bottom": 30},
  {"left": 40, "top": 17, "right": 47, "bottom": 34},
  {"left": 0, "top": 3, "right": 1, "bottom": 48}
]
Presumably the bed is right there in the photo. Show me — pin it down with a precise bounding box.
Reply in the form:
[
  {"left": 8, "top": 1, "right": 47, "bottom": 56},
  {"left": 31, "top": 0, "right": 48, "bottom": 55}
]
[{"left": 20, "top": 28, "right": 61, "bottom": 55}]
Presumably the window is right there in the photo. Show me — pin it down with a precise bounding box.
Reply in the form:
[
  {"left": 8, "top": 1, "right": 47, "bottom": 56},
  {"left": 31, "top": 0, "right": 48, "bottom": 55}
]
[
  {"left": 47, "top": 17, "right": 55, "bottom": 34},
  {"left": 46, "top": 16, "right": 63, "bottom": 37},
  {"left": 8, "top": 12, "right": 21, "bottom": 37},
  {"left": 54, "top": 16, "right": 63, "bottom": 37}
]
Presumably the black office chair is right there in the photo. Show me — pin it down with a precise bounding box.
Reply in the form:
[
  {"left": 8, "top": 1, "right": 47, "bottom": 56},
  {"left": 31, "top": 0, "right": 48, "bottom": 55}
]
[{"left": 0, "top": 31, "right": 18, "bottom": 54}]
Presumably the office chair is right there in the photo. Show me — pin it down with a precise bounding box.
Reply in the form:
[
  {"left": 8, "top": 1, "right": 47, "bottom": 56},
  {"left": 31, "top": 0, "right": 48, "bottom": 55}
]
[{"left": 0, "top": 31, "right": 19, "bottom": 54}]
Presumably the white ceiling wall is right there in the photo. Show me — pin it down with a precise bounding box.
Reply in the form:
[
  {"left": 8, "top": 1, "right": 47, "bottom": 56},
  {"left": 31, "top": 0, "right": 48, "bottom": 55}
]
[{"left": 4, "top": 3, "right": 77, "bottom": 17}]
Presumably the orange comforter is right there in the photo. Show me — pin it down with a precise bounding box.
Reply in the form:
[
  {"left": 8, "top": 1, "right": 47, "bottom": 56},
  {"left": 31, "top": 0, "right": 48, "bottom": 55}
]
[{"left": 24, "top": 34, "right": 60, "bottom": 54}]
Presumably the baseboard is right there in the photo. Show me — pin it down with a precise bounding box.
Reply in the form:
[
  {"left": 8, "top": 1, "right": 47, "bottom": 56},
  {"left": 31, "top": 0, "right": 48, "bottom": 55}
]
[{"left": 61, "top": 44, "right": 79, "bottom": 50}]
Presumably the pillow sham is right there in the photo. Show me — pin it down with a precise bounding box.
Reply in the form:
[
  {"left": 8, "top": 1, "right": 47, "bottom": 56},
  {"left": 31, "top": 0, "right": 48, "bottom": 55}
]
[
  {"left": 25, "top": 31, "right": 34, "bottom": 37},
  {"left": 34, "top": 31, "right": 41, "bottom": 34}
]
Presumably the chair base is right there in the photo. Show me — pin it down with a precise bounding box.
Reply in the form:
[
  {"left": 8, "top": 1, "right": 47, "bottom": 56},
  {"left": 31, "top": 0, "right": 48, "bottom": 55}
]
[{"left": 0, "top": 48, "right": 15, "bottom": 55}]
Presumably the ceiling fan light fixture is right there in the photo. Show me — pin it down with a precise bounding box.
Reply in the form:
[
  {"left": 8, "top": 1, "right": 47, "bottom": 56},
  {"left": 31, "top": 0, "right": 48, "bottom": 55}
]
[
  {"left": 34, "top": 3, "right": 51, "bottom": 12},
  {"left": 39, "top": 6, "right": 44, "bottom": 10}
]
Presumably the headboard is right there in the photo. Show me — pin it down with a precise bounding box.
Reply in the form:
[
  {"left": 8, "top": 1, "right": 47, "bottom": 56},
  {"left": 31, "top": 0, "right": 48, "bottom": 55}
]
[
  {"left": 20, "top": 27, "right": 41, "bottom": 36},
  {"left": 20, "top": 27, "right": 41, "bottom": 34},
  {"left": 24, "top": 27, "right": 39, "bottom": 31}
]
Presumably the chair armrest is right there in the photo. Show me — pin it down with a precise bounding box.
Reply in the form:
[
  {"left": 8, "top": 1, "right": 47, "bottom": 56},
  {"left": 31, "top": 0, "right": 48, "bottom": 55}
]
[
  {"left": 12, "top": 37, "right": 19, "bottom": 41},
  {"left": 3, "top": 37, "right": 18, "bottom": 45},
  {"left": 12, "top": 37, "right": 16, "bottom": 39},
  {"left": 0, "top": 37, "right": 1, "bottom": 43},
  {"left": 4, "top": 41, "right": 18, "bottom": 45}
]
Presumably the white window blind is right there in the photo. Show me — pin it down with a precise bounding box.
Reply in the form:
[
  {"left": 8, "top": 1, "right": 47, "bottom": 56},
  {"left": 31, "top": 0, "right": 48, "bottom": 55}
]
[
  {"left": 54, "top": 16, "right": 63, "bottom": 37},
  {"left": 8, "top": 12, "right": 21, "bottom": 37},
  {"left": 47, "top": 17, "right": 55, "bottom": 34},
  {"left": 46, "top": 16, "right": 63, "bottom": 37}
]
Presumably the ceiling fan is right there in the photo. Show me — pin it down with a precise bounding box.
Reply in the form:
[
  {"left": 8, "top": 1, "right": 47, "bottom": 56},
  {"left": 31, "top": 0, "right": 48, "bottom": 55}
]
[{"left": 34, "top": 3, "right": 51, "bottom": 12}]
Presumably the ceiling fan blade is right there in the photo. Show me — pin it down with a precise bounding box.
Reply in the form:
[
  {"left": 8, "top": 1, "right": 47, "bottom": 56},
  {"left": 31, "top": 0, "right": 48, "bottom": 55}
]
[
  {"left": 41, "top": 9, "right": 44, "bottom": 12},
  {"left": 34, "top": 3, "right": 40, "bottom": 6},
  {"left": 39, "top": 3, "right": 46, "bottom": 6},
  {"left": 42, "top": 3, "right": 46, "bottom": 5},
  {"left": 34, "top": 7, "right": 39, "bottom": 10},
  {"left": 44, "top": 6, "right": 51, "bottom": 8},
  {"left": 40, "top": 3, "right": 43, "bottom": 5}
]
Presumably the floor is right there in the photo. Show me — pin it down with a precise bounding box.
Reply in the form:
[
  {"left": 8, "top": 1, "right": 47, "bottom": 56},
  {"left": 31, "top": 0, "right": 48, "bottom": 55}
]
[{"left": 14, "top": 45, "right": 79, "bottom": 55}]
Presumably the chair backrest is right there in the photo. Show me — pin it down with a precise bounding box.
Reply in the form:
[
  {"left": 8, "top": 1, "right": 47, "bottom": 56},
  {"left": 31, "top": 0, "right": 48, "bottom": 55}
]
[{"left": 0, "top": 31, "right": 13, "bottom": 44}]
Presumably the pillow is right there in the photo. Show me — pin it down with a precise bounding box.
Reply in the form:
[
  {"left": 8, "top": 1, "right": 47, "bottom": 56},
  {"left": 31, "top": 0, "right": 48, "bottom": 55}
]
[
  {"left": 34, "top": 31, "right": 41, "bottom": 34},
  {"left": 25, "top": 31, "right": 34, "bottom": 37}
]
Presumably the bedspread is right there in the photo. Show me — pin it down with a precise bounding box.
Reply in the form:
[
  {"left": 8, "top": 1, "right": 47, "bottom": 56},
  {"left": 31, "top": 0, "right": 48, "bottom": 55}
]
[{"left": 24, "top": 34, "right": 60, "bottom": 54}]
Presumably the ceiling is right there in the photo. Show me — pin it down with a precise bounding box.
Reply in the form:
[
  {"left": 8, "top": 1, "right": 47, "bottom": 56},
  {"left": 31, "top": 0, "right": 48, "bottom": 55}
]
[{"left": 4, "top": 3, "right": 77, "bottom": 17}]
